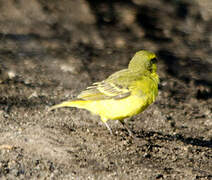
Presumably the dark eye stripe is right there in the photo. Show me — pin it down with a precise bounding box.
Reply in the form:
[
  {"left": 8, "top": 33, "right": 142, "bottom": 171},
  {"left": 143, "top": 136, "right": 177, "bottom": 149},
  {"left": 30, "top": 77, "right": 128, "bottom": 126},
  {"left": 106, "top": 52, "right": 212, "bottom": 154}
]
[{"left": 151, "top": 57, "right": 158, "bottom": 63}]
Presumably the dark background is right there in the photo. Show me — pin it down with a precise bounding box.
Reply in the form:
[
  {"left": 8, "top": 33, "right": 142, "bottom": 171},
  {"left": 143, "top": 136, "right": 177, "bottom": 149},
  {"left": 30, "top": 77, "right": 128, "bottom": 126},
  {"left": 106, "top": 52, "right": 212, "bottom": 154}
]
[{"left": 0, "top": 0, "right": 211, "bottom": 179}]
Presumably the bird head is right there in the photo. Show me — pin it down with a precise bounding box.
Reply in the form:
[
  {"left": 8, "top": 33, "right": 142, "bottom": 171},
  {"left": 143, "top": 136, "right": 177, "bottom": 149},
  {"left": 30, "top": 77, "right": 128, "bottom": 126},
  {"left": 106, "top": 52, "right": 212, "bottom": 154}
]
[{"left": 128, "top": 50, "right": 158, "bottom": 73}]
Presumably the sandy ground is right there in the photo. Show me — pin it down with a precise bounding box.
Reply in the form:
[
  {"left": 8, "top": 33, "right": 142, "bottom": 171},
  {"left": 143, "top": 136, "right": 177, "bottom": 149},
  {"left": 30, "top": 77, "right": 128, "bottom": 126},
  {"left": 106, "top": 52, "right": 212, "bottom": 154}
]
[{"left": 0, "top": 0, "right": 211, "bottom": 179}]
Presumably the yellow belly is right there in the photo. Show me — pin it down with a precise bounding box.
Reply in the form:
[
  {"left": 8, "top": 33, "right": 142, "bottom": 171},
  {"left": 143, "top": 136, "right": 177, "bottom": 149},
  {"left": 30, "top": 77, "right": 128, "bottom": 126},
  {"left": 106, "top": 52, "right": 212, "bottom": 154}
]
[{"left": 85, "top": 94, "right": 149, "bottom": 120}]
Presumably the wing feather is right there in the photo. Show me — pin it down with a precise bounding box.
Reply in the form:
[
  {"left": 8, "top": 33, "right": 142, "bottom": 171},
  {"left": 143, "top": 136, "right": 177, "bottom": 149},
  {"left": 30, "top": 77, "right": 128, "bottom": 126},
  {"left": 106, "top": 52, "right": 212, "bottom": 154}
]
[{"left": 77, "top": 69, "right": 136, "bottom": 101}]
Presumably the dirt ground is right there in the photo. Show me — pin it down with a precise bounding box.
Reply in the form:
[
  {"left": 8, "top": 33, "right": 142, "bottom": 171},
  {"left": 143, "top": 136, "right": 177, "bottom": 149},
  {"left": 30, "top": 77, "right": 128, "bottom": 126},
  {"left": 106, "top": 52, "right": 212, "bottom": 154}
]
[{"left": 0, "top": 0, "right": 211, "bottom": 179}]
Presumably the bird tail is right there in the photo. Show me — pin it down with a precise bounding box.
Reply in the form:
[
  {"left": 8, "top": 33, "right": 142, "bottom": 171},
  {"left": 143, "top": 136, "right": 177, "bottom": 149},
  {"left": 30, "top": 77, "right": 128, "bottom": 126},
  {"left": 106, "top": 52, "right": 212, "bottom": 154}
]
[{"left": 48, "top": 99, "right": 88, "bottom": 111}]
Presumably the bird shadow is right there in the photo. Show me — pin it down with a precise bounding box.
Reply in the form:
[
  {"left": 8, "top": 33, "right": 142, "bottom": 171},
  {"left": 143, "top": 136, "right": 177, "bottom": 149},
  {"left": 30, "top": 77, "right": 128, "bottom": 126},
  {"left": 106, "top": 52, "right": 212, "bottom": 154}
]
[{"left": 134, "top": 130, "right": 212, "bottom": 148}]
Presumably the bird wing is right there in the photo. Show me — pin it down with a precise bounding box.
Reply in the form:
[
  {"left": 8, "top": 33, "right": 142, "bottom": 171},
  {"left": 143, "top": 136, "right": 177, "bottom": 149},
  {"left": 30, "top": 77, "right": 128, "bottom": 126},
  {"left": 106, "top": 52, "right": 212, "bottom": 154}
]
[{"left": 77, "top": 69, "right": 134, "bottom": 101}]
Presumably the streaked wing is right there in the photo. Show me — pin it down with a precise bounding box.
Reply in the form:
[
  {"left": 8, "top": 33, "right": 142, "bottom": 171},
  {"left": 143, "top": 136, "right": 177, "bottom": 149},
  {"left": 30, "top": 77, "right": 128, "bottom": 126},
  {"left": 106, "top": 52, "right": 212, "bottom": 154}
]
[
  {"left": 78, "top": 69, "right": 132, "bottom": 101},
  {"left": 77, "top": 85, "right": 110, "bottom": 100},
  {"left": 77, "top": 81, "right": 131, "bottom": 100}
]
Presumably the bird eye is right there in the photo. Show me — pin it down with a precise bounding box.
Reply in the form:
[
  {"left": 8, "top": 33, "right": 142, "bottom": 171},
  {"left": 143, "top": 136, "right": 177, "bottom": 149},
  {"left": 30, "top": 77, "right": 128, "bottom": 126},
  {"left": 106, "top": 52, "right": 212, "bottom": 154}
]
[{"left": 151, "top": 57, "right": 158, "bottom": 63}]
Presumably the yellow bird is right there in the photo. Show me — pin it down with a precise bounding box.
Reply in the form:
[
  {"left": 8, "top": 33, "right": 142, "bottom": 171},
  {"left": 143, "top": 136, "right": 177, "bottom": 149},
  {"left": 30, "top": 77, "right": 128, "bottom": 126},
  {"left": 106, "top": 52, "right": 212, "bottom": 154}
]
[{"left": 49, "top": 50, "right": 159, "bottom": 135}]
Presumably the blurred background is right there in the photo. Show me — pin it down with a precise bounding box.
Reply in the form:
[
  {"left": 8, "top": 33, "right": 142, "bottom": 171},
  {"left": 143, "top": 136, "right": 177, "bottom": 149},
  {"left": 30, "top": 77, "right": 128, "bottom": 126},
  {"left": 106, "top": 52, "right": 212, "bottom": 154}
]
[
  {"left": 0, "top": 0, "right": 211, "bottom": 89},
  {"left": 0, "top": 0, "right": 211, "bottom": 179}
]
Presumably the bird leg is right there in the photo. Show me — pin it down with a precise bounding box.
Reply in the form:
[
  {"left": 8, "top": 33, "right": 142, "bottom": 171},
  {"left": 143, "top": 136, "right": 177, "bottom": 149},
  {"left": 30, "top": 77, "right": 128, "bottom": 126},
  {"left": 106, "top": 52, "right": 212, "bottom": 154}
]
[
  {"left": 101, "top": 117, "right": 113, "bottom": 134},
  {"left": 103, "top": 121, "right": 113, "bottom": 135},
  {"left": 119, "top": 120, "right": 135, "bottom": 138}
]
